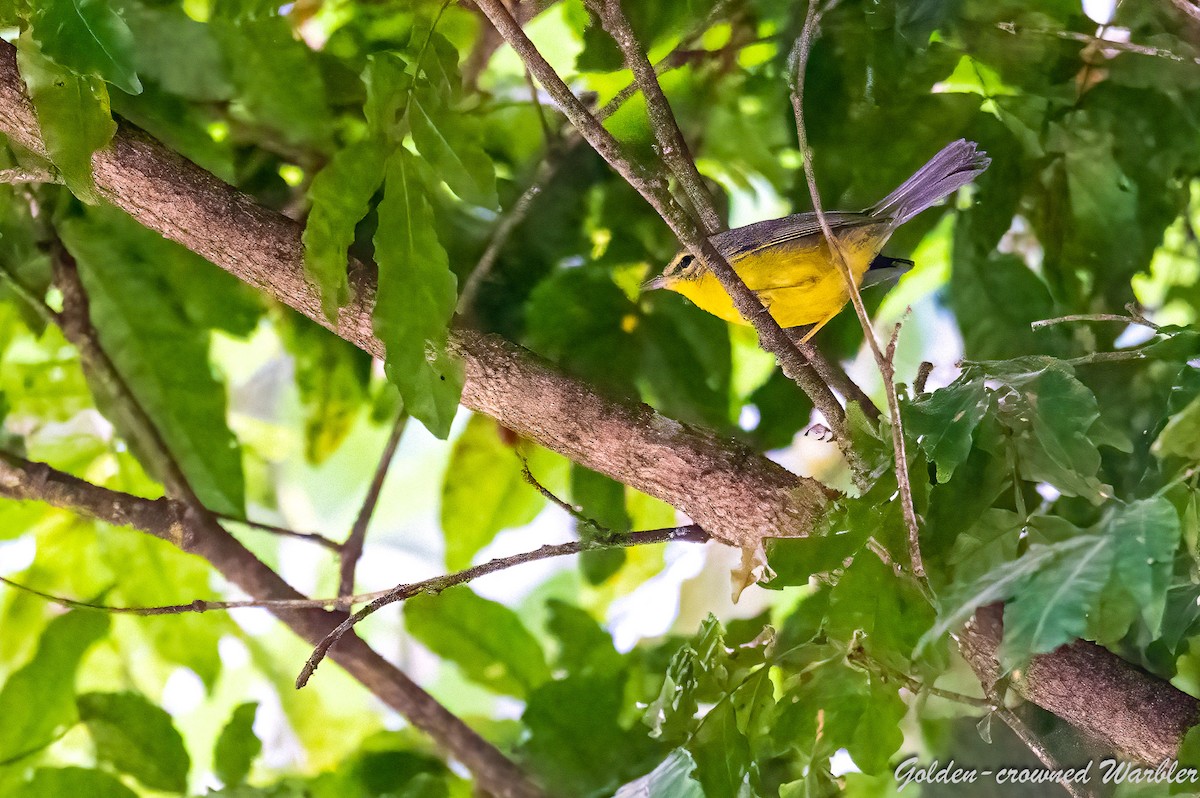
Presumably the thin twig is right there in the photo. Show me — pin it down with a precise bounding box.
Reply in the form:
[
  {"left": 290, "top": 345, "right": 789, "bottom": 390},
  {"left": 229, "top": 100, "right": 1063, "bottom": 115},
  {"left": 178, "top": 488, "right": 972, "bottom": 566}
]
[
  {"left": 3, "top": 526, "right": 710, "bottom": 619},
  {"left": 296, "top": 523, "right": 710, "bottom": 687},
  {"left": 216, "top": 514, "right": 343, "bottom": 552},
  {"left": 1031, "top": 311, "right": 1160, "bottom": 331},
  {"left": 338, "top": 413, "right": 408, "bottom": 606},
  {"left": 789, "top": 0, "right": 926, "bottom": 579},
  {"left": 914, "top": 361, "right": 934, "bottom": 395},
  {"left": 458, "top": 26, "right": 725, "bottom": 317},
  {"left": 585, "top": 0, "right": 723, "bottom": 235},
  {"left": 472, "top": 0, "right": 848, "bottom": 438},
  {"left": 997, "top": 20, "right": 1200, "bottom": 66}
]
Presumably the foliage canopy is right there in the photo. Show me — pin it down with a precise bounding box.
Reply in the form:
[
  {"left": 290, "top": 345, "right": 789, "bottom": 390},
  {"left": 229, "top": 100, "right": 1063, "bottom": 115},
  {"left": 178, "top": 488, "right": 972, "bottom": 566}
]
[{"left": 2, "top": 0, "right": 1200, "bottom": 796}]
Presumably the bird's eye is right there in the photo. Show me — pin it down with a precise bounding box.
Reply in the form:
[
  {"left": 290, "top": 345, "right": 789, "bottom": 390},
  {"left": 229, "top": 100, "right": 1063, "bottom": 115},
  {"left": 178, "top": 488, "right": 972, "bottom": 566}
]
[{"left": 678, "top": 254, "right": 695, "bottom": 270}]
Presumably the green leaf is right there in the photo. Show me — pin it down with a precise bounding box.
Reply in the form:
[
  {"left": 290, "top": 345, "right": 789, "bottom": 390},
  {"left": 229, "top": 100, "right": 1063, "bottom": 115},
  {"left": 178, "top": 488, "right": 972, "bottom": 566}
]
[
  {"left": 31, "top": 0, "right": 142, "bottom": 94},
  {"left": 615, "top": 749, "right": 703, "bottom": 798},
  {"left": 405, "top": 587, "right": 550, "bottom": 698},
  {"left": 212, "top": 16, "right": 333, "bottom": 149},
  {"left": 999, "top": 536, "right": 1113, "bottom": 666},
  {"left": 364, "top": 52, "right": 411, "bottom": 142},
  {"left": 77, "top": 692, "right": 190, "bottom": 793},
  {"left": 545, "top": 599, "right": 624, "bottom": 675},
  {"left": 15, "top": 34, "right": 116, "bottom": 204},
  {"left": 904, "top": 374, "right": 988, "bottom": 481},
  {"left": 60, "top": 208, "right": 246, "bottom": 516},
  {"left": 440, "top": 415, "right": 567, "bottom": 569},
  {"left": 0, "top": 612, "right": 109, "bottom": 762},
  {"left": 410, "top": 91, "right": 498, "bottom": 208},
  {"left": 213, "top": 703, "right": 262, "bottom": 788},
  {"left": 11, "top": 768, "right": 137, "bottom": 798},
  {"left": 988, "top": 358, "right": 1108, "bottom": 501},
  {"left": 372, "top": 149, "right": 463, "bottom": 439},
  {"left": 303, "top": 140, "right": 388, "bottom": 320},
  {"left": 827, "top": 553, "right": 935, "bottom": 670},
  {"left": 1103, "top": 497, "right": 1181, "bottom": 638},
  {"left": 119, "top": 2, "right": 233, "bottom": 101},
  {"left": 687, "top": 699, "right": 750, "bottom": 798},
  {"left": 281, "top": 315, "right": 372, "bottom": 465},
  {"left": 523, "top": 673, "right": 660, "bottom": 797},
  {"left": 775, "top": 663, "right": 905, "bottom": 777},
  {"left": 1154, "top": 394, "right": 1200, "bottom": 461},
  {"left": 920, "top": 538, "right": 1090, "bottom": 653}
]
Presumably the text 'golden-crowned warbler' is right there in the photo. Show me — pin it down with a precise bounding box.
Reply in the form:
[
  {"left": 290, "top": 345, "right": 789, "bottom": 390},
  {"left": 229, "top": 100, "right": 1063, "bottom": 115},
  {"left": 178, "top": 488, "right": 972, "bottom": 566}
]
[{"left": 645, "top": 139, "right": 990, "bottom": 340}]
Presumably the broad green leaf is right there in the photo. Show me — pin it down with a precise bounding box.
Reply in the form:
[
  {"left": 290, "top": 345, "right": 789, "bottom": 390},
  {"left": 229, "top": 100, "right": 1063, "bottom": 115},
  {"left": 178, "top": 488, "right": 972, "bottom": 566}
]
[
  {"left": 281, "top": 316, "right": 372, "bottom": 465},
  {"left": 1000, "top": 536, "right": 1113, "bottom": 666},
  {"left": 687, "top": 699, "right": 750, "bottom": 798},
  {"left": 524, "top": 269, "right": 641, "bottom": 391},
  {"left": 440, "top": 414, "right": 568, "bottom": 569},
  {"left": 405, "top": 587, "right": 550, "bottom": 698},
  {"left": 303, "top": 140, "right": 388, "bottom": 319},
  {"left": 571, "top": 465, "right": 630, "bottom": 582},
  {"left": 614, "top": 749, "right": 703, "bottom": 798},
  {"left": 60, "top": 209, "right": 246, "bottom": 516},
  {"left": 31, "top": 0, "right": 142, "bottom": 94},
  {"left": 1104, "top": 497, "right": 1181, "bottom": 637},
  {"left": 988, "top": 359, "right": 1108, "bottom": 501},
  {"left": 118, "top": 2, "right": 233, "bottom": 101},
  {"left": 11, "top": 768, "right": 136, "bottom": 798},
  {"left": 523, "top": 673, "right": 660, "bottom": 797},
  {"left": 16, "top": 34, "right": 115, "bottom": 204},
  {"left": 212, "top": 16, "right": 333, "bottom": 149},
  {"left": 545, "top": 599, "right": 624, "bottom": 675},
  {"left": 364, "top": 53, "right": 411, "bottom": 142},
  {"left": 638, "top": 292, "right": 735, "bottom": 431},
  {"left": 920, "top": 538, "right": 1086, "bottom": 653},
  {"left": 372, "top": 149, "right": 463, "bottom": 439},
  {"left": 1154, "top": 394, "right": 1200, "bottom": 461},
  {"left": 0, "top": 612, "right": 109, "bottom": 762},
  {"left": 410, "top": 91, "right": 497, "bottom": 208},
  {"left": 77, "top": 692, "right": 189, "bottom": 793},
  {"left": 213, "top": 703, "right": 261, "bottom": 787},
  {"left": 904, "top": 374, "right": 988, "bottom": 481},
  {"left": 827, "top": 553, "right": 935, "bottom": 670},
  {"left": 774, "top": 664, "right": 905, "bottom": 777}
]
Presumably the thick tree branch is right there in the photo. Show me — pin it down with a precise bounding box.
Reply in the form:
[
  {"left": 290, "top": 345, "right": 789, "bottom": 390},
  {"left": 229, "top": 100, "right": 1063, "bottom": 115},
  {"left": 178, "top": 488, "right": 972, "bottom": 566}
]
[
  {"left": 0, "top": 451, "right": 546, "bottom": 798},
  {"left": 961, "top": 605, "right": 1200, "bottom": 765},
  {"left": 0, "top": 40, "right": 826, "bottom": 552}
]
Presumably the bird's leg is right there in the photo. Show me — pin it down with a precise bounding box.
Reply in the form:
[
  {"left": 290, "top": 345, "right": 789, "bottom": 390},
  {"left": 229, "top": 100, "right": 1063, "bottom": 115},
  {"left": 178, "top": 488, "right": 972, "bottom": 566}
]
[{"left": 796, "top": 312, "right": 837, "bottom": 344}]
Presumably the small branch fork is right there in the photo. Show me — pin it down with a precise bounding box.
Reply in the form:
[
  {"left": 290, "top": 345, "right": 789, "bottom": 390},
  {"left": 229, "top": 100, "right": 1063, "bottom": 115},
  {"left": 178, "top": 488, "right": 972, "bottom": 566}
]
[
  {"left": 472, "top": 0, "right": 850, "bottom": 438},
  {"left": 789, "top": 0, "right": 926, "bottom": 579},
  {"left": 337, "top": 413, "right": 408, "bottom": 608}
]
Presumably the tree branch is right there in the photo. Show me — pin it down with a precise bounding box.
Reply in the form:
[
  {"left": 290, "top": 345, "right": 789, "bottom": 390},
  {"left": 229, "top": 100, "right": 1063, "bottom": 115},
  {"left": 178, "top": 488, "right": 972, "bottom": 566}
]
[
  {"left": 471, "top": 0, "right": 849, "bottom": 438},
  {"left": 960, "top": 604, "right": 1199, "bottom": 765},
  {"left": 0, "top": 39, "right": 827, "bottom": 553},
  {"left": 790, "top": 0, "right": 925, "bottom": 578},
  {"left": 338, "top": 413, "right": 407, "bottom": 606},
  {"left": 0, "top": 450, "right": 547, "bottom": 798}
]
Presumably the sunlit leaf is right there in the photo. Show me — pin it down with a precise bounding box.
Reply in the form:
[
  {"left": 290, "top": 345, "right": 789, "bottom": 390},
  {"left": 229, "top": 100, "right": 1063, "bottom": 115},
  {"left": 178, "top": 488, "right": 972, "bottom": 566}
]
[
  {"left": 31, "top": 0, "right": 142, "bottom": 94},
  {"left": 213, "top": 703, "right": 261, "bottom": 787},
  {"left": 406, "top": 587, "right": 550, "bottom": 698},
  {"left": 16, "top": 34, "right": 115, "bottom": 204},
  {"left": 0, "top": 612, "right": 109, "bottom": 762},
  {"left": 372, "top": 149, "right": 463, "bottom": 439},
  {"left": 77, "top": 692, "right": 189, "bottom": 793}
]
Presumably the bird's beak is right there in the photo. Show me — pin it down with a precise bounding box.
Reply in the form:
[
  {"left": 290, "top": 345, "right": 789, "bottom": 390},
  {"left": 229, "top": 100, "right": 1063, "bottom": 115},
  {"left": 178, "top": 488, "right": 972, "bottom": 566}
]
[{"left": 642, "top": 274, "right": 667, "bottom": 291}]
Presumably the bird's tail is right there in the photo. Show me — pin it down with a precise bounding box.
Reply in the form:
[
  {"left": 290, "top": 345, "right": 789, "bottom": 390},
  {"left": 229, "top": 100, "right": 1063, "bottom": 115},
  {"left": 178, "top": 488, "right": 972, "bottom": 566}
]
[{"left": 868, "top": 139, "right": 990, "bottom": 226}]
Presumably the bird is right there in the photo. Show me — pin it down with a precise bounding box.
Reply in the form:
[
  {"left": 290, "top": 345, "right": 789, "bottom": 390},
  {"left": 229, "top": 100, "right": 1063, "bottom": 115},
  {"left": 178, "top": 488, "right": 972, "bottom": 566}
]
[{"left": 645, "top": 139, "right": 990, "bottom": 341}]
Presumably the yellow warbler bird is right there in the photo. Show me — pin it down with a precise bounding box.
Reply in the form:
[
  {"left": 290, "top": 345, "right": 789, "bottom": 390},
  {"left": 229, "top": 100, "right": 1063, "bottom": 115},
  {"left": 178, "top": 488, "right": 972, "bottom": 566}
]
[{"left": 645, "top": 139, "right": 990, "bottom": 341}]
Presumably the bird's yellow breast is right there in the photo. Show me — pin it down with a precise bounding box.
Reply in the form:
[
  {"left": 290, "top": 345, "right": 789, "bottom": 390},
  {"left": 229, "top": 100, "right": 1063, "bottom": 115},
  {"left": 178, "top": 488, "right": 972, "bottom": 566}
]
[{"left": 665, "top": 223, "right": 888, "bottom": 328}]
